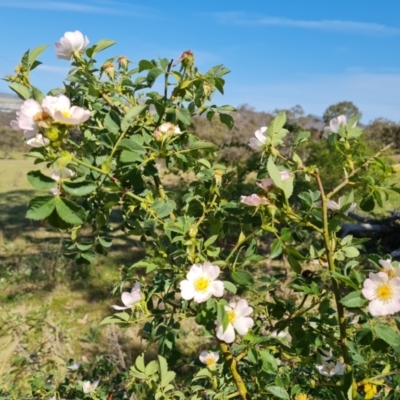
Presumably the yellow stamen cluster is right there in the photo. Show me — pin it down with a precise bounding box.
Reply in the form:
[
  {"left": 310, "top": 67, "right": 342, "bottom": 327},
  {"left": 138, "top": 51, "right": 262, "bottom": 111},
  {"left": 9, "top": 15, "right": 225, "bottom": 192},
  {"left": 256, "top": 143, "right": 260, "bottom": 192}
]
[
  {"left": 295, "top": 394, "right": 310, "bottom": 400},
  {"left": 376, "top": 284, "right": 394, "bottom": 302},
  {"left": 194, "top": 277, "right": 210, "bottom": 292}
]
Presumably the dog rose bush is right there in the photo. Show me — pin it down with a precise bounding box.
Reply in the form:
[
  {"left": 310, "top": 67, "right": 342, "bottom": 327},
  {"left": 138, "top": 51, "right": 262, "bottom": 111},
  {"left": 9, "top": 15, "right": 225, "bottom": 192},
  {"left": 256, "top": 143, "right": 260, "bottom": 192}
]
[{"left": 4, "top": 31, "right": 400, "bottom": 399}]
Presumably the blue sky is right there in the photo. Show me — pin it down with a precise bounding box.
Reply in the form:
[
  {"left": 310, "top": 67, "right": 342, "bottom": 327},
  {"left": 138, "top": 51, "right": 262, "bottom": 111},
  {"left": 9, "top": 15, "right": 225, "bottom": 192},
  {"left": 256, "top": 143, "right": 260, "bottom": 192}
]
[{"left": 0, "top": 0, "right": 399, "bottom": 123}]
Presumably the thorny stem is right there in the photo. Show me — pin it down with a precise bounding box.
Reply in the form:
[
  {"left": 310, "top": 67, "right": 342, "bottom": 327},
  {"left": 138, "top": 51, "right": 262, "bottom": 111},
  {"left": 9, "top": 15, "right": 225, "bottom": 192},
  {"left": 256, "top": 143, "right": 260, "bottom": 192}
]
[
  {"left": 314, "top": 170, "right": 350, "bottom": 368},
  {"left": 327, "top": 142, "right": 393, "bottom": 199},
  {"left": 218, "top": 341, "right": 250, "bottom": 400}
]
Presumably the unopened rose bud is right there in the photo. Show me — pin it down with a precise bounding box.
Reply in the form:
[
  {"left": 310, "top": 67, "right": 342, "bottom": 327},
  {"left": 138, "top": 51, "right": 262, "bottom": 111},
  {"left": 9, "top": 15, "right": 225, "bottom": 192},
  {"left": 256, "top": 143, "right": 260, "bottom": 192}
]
[
  {"left": 214, "top": 169, "right": 223, "bottom": 186},
  {"left": 117, "top": 56, "right": 129, "bottom": 70},
  {"left": 14, "top": 65, "right": 21, "bottom": 74},
  {"left": 44, "top": 127, "right": 60, "bottom": 142},
  {"left": 102, "top": 62, "right": 115, "bottom": 79},
  {"left": 203, "top": 82, "right": 212, "bottom": 97},
  {"left": 344, "top": 140, "right": 350, "bottom": 150},
  {"left": 267, "top": 204, "right": 277, "bottom": 218},
  {"left": 178, "top": 50, "right": 194, "bottom": 70},
  {"left": 189, "top": 226, "right": 198, "bottom": 238},
  {"left": 391, "top": 163, "right": 400, "bottom": 173}
]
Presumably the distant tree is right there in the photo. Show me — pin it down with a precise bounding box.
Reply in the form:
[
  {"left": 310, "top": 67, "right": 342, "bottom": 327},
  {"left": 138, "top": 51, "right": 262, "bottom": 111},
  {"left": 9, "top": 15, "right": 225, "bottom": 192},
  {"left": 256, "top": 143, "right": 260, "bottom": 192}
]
[
  {"left": 365, "top": 118, "right": 400, "bottom": 150},
  {"left": 323, "top": 101, "right": 360, "bottom": 123}
]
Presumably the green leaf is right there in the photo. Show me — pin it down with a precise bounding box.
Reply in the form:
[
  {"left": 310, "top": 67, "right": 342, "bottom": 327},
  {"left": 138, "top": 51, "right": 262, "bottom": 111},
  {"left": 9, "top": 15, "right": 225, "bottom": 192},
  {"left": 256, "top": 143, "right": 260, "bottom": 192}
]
[
  {"left": 55, "top": 198, "right": 85, "bottom": 225},
  {"left": 88, "top": 39, "right": 116, "bottom": 58},
  {"left": 267, "top": 157, "right": 283, "bottom": 190},
  {"left": 104, "top": 110, "right": 121, "bottom": 134},
  {"left": 27, "top": 170, "right": 56, "bottom": 190},
  {"left": 374, "top": 325, "right": 400, "bottom": 348},
  {"left": 343, "top": 246, "right": 360, "bottom": 258},
  {"left": 62, "top": 181, "right": 97, "bottom": 196},
  {"left": 260, "top": 350, "right": 278, "bottom": 373},
  {"left": 156, "top": 200, "right": 176, "bottom": 219},
  {"left": 118, "top": 137, "right": 146, "bottom": 152},
  {"left": 265, "top": 386, "right": 290, "bottom": 400},
  {"left": 121, "top": 105, "right": 148, "bottom": 131},
  {"left": 204, "top": 235, "right": 218, "bottom": 247},
  {"left": 231, "top": 270, "right": 254, "bottom": 286},
  {"left": 330, "top": 271, "right": 359, "bottom": 290},
  {"left": 145, "top": 360, "right": 158, "bottom": 376},
  {"left": 288, "top": 255, "right": 301, "bottom": 273},
  {"left": 26, "top": 196, "right": 57, "bottom": 220},
  {"left": 138, "top": 59, "right": 156, "bottom": 72},
  {"left": 120, "top": 150, "right": 144, "bottom": 163},
  {"left": 217, "top": 302, "right": 229, "bottom": 331},
  {"left": 223, "top": 281, "right": 237, "bottom": 294},
  {"left": 219, "top": 113, "right": 234, "bottom": 130},
  {"left": 31, "top": 86, "right": 44, "bottom": 103},
  {"left": 340, "top": 291, "right": 367, "bottom": 308},
  {"left": 293, "top": 130, "right": 310, "bottom": 147},
  {"left": 9, "top": 83, "right": 31, "bottom": 100},
  {"left": 147, "top": 68, "right": 163, "bottom": 87},
  {"left": 270, "top": 238, "right": 283, "bottom": 259},
  {"left": 176, "top": 107, "right": 191, "bottom": 125},
  {"left": 28, "top": 45, "right": 48, "bottom": 66},
  {"left": 360, "top": 195, "right": 375, "bottom": 212},
  {"left": 188, "top": 140, "right": 216, "bottom": 150}
]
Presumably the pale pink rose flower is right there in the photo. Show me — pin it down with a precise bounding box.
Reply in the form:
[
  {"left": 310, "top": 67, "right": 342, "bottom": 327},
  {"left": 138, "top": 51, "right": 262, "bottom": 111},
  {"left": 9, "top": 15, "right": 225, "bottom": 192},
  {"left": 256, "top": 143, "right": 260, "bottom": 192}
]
[
  {"left": 316, "top": 361, "right": 345, "bottom": 376},
  {"left": 112, "top": 282, "right": 142, "bottom": 310},
  {"left": 158, "top": 122, "right": 181, "bottom": 135},
  {"left": 256, "top": 170, "right": 293, "bottom": 190},
  {"left": 179, "top": 262, "right": 224, "bottom": 303},
  {"left": 323, "top": 115, "right": 357, "bottom": 138},
  {"left": 215, "top": 299, "right": 254, "bottom": 343},
  {"left": 55, "top": 31, "right": 89, "bottom": 60},
  {"left": 249, "top": 126, "right": 267, "bottom": 150},
  {"left": 199, "top": 351, "right": 219, "bottom": 366},
  {"left": 10, "top": 99, "right": 42, "bottom": 131},
  {"left": 82, "top": 380, "right": 99, "bottom": 394},
  {"left": 240, "top": 194, "right": 269, "bottom": 206},
  {"left": 42, "top": 95, "right": 90, "bottom": 125},
  {"left": 362, "top": 272, "right": 400, "bottom": 316}
]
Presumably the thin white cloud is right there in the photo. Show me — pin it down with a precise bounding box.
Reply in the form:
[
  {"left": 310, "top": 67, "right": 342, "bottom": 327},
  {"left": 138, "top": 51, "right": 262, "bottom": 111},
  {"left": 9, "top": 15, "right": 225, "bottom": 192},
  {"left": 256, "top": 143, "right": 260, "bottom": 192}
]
[
  {"left": 0, "top": 1, "right": 154, "bottom": 17},
  {"left": 36, "top": 65, "right": 70, "bottom": 74},
  {"left": 222, "top": 71, "right": 400, "bottom": 123},
  {"left": 213, "top": 12, "right": 400, "bottom": 36}
]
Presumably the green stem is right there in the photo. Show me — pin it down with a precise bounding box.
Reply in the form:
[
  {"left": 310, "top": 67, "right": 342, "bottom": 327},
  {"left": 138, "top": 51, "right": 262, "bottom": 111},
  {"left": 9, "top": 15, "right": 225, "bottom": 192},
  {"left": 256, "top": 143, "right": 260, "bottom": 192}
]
[
  {"left": 327, "top": 142, "right": 393, "bottom": 199},
  {"left": 226, "top": 229, "right": 259, "bottom": 263},
  {"left": 218, "top": 341, "right": 250, "bottom": 400},
  {"left": 72, "top": 157, "right": 108, "bottom": 176},
  {"left": 314, "top": 171, "right": 350, "bottom": 368}
]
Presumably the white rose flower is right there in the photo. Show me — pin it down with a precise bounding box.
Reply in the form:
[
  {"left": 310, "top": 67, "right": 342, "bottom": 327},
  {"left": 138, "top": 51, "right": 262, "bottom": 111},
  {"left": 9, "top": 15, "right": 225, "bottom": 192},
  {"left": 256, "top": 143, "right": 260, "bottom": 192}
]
[
  {"left": 158, "top": 122, "right": 181, "bottom": 135},
  {"left": 326, "top": 196, "right": 356, "bottom": 215},
  {"left": 82, "top": 380, "right": 99, "bottom": 394},
  {"left": 323, "top": 115, "right": 357, "bottom": 138},
  {"left": 378, "top": 259, "right": 400, "bottom": 278},
  {"left": 55, "top": 31, "right": 89, "bottom": 60},
  {"left": 179, "top": 263, "right": 224, "bottom": 303},
  {"left": 42, "top": 95, "right": 91, "bottom": 125},
  {"left": 317, "top": 348, "right": 332, "bottom": 361},
  {"left": 25, "top": 133, "right": 50, "bottom": 148},
  {"left": 199, "top": 351, "right": 219, "bottom": 367},
  {"left": 51, "top": 168, "right": 76, "bottom": 182},
  {"left": 316, "top": 361, "right": 345, "bottom": 376},
  {"left": 362, "top": 271, "right": 400, "bottom": 316},
  {"left": 216, "top": 299, "right": 254, "bottom": 343},
  {"left": 112, "top": 282, "right": 143, "bottom": 310},
  {"left": 240, "top": 194, "right": 269, "bottom": 206},
  {"left": 269, "top": 330, "right": 288, "bottom": 339},
  {"left": 249, "top": 126, "right": 267, "bottom": 150}
]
